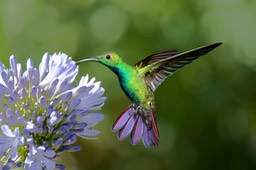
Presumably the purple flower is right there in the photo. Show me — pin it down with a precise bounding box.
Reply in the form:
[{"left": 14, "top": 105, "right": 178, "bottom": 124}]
[
  {"left": 0, "top": 125, "right": 24, "bottom": 160},
  {"left": 0, "top": 53, "right": 106, "bottom": 169},
  {"left": 24, "top": 146, "right": 56, "bottom": 170}
]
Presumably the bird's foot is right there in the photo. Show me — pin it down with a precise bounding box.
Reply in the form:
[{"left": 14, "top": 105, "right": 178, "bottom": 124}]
[{"left": 135, "top": 105, "right": 141, "bottom": 113}]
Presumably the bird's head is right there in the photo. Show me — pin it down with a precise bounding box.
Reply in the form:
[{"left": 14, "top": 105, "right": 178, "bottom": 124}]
[{"left": 76, "top": 52, "right": 123, "bottom": 68}]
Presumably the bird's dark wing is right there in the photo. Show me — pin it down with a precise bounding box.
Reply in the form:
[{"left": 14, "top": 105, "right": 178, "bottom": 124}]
[
  {"left": 135, "top": 50, "right": 178, "bottom": 69},
  {"left": 139, "top": 43, "right": 222, "bottom": 91}
]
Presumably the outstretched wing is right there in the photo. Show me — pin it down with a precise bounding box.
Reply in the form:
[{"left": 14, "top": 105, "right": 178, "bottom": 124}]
[
  {"left": 135, "top": 50, "right": 178, "bottom": 69},
  {"left": 138, "top": 43, "right": 222, "bottom": 91}
]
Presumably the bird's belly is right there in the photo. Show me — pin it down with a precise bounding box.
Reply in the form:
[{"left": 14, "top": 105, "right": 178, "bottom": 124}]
[{"left": 120, "top": 77, "right": 152, "bottom": 105}]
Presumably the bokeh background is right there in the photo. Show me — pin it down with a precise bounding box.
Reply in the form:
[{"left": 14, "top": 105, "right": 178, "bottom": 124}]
[{"left": 1, "top": 0, "right": 256, "bottom": 169}]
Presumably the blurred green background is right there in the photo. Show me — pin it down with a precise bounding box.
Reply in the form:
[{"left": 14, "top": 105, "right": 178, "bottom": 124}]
[{"left": 1, "top": 0, "right": 256, "bottom": 169}]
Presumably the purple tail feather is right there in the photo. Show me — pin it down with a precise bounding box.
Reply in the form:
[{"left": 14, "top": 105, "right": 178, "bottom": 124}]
[{"left": 112, "top": 104, "right": 159, "bottom": 148}]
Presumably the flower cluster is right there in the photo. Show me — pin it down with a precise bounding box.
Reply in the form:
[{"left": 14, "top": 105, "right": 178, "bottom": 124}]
[{"left": 0, "top": 53, "right": 106, "bottom": 169}]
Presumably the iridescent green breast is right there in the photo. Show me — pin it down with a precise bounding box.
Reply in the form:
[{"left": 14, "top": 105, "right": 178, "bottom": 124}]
[{"left": 115, "top": 65, "right": 152, "bottom": 105}]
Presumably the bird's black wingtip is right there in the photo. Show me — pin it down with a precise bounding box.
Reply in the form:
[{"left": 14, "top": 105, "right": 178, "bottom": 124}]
[
  {"left": 211, "top": 42, "right": 223, "bottom": 48},
  {"left": 202, "top": 42, "right": 222, "bottom": 52}
]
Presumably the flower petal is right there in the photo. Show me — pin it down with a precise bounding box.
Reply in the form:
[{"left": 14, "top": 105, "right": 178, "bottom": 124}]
[{"left": 1, "top": 125, "right": 14, "bottom": 137}]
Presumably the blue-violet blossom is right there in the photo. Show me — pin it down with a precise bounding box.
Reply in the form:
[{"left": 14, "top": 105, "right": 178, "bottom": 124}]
[{"left": 0, "top": 53, "right": 106, "bottom": 169}]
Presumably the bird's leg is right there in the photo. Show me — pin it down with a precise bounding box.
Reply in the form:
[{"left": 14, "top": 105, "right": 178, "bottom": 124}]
[
  {"left": 131, "top": 103, "right": 137, "bottom": 109},
  {"left": 135, "top": 105, "right": 141, "bottom": 113}
]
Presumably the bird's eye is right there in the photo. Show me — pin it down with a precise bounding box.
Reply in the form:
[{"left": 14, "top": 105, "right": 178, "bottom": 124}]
[{"left": 106, "top": 55, "right": 111, "bottom": 60}]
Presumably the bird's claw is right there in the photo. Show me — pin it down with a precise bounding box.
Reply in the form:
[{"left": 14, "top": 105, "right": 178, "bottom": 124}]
[{"left": 135, "top": 105, "right": 141, "bottom": 113}]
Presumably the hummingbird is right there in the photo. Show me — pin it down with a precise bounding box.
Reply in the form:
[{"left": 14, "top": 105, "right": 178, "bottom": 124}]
[{"left": 76, "top": 42, "right": 222, "bottom": 148}]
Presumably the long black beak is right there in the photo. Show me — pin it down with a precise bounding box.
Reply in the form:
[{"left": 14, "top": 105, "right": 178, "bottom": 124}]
[{"left": 75, "top": 57, "right": 99, "bottom": 64}]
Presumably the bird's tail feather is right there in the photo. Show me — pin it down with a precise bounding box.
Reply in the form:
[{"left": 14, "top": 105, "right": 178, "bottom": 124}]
[
  {"left": 112, "top": 104, "right": 159, "bottom": 147},
  {"left": 142, "top": 107, "right": 159, "bottom": 147}
]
